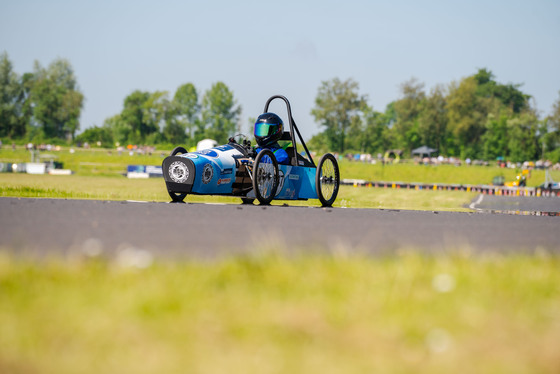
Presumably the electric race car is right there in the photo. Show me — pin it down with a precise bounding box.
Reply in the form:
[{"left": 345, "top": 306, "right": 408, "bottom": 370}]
[{"left": 162, "top": 95, "right": 340, "bottom": 207}]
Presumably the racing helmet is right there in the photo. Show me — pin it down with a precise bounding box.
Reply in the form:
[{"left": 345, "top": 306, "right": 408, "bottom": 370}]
[{"left": 254, "top": 112, "right": 283, "bottom": 146}]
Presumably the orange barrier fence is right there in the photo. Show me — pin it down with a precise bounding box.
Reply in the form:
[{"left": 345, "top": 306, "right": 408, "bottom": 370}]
[{"left": 342, "top": 179, "right": 560, "bottom": 197}]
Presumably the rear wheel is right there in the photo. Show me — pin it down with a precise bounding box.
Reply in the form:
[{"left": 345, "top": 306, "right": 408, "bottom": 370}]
[
  {"left": 168, "top": 147, "right": 189, "bottom": 203},
  {"left": 252, "top": 149, "right": 279, "bottom": 205},
  {"left": 316, "top": 153, "right": 339, "bottom": 207}
]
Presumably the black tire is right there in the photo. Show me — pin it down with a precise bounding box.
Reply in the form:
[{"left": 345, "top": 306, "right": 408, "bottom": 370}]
[
  {"left": 252, "top": 149, "right": 279, "bottom": 205},
  {"left": 316, "top": 153, "right": 340, "bottom": 207},
  {"left": 168, "top": 146, "right": 188, "bottom": 202}
]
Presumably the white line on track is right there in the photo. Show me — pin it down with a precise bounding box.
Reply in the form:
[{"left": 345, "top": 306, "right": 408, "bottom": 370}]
[{"left": 469, "top": 194, "right": 484, "bottom": 210}]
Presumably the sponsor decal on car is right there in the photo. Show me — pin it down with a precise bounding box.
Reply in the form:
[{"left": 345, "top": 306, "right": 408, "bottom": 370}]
[
  {"left": 288, "top": 174, "right": 300, "bottom": 180},
  {"left": 185, "top": 154, "right": 198, "bottom": 159},
  {"left": 202, "top": 164, "right": 213, "bottom": 184},
  {"left": 197, "top": 149, "right": 218, "bottom": 158},
  {"left": 285, "top": 188, "right": 296, "bottom": 199},
  {"left": 220, "top": 168, "right": 233, "bottom": 176},
  {"left": 217, "top": 178, "right": 231, "bottom": 185}
]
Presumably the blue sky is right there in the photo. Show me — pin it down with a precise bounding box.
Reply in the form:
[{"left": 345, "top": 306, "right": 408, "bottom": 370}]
[{"left": 1, "top": 0, "right": 559, "bottom": 140}]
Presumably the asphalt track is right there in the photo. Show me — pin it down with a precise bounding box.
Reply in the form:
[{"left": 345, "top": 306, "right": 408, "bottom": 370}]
[
  {"left": 469, "top": 194, "right": 560, "bottom": 214},
  {"left": 0, "top": 197, "right": 558, "bottom": 258}
]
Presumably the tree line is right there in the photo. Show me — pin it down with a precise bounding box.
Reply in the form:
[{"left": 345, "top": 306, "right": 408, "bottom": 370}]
[
  {"left": 0, "top": 52, "right": 83, "bottom": 142},
  {"left": 0, "top": 52, "right": 241, "bottom": 148},
  {"left": 309, "top": 71, "right": 560, "bottom": 163},
  {"left": 91, "top": 81, "right": 241, "bottom": 148},
  {"left": 1, "top": 51, "right": 559, "bottom": 162}
]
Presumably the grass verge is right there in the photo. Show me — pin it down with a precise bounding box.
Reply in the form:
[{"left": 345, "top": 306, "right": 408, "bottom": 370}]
[
  {"left": 0, "top": 250, "right": 558, "bottom": 374},
  {"left": 0, "top": 174, "right": 476, "bottom": 211},
  {"left": 3, "top": 147, "right": 559, "bottom": 185},
  {"left": 340, "top": 161, "right": 560, "bottom": 188}
]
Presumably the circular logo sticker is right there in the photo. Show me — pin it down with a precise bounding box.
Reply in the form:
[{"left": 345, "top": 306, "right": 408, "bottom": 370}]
[
  {"left": 202, "top": 164, "right": 213, "bottom": 184},
  {"left": 169, "top": 161, "right": 189, "bottom": 183}
]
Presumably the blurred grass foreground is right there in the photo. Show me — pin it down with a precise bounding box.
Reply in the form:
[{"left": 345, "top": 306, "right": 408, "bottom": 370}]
[{"left": 1, "top": 251, "right": 559, "bottom": 374}]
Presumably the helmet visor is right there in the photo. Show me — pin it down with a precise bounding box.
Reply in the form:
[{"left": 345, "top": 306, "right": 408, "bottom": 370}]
[{"left": 254, "top": 122, "right": 279, "bottom": 137}]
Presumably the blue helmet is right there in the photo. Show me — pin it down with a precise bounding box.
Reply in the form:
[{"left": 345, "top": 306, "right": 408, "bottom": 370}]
[{"left": 254, "top": 112, "right": 283, "bottom": 146}]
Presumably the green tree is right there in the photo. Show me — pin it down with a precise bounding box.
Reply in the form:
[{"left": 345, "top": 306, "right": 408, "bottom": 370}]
[
  {"left": 507, "top": 113, "right": 539, "bottom": 162},
  {"left": 200, "top": 82, "right": 241, "bottom": 144},
  {"left": 75, "top": 125, "right": 113, "bottom": 147},
  {"left": 392, "top": 78, "right": 426, "bottom": 152},
  {"left": 548, "top": 91, "right": 560, "bottom": 134},
  {"left": 120, "top": 90, "right": 169, "bottom": 143},
  {"left": 474, "top": 68, "right": 531, "bottom": 114},
  {"left": 19, "top": 72, "right": 34, "bottom": 136},
  {"left": 144, "top": 91, "right": 170, "bottom": 144},
  {"left": 164, "top": 83, "right": 199, "bottom": 144},
  {"left": 481, "top": 114, "right": 508, "bottom": 160},
  {"left": 446, "top": 77, "right": 487, "bottom": 158},
  {"left": 311, "top": 77, "right": 367, "bottom": 154},
  {"left": 0, "top": 52, "right": 26, "bottom": 138},
  {"left": 306, "top": 132, "right": 329, "bottom": 154},
  {"left": 29, "top": 59, "right": 84, "bottom": 140},
  {"left": 543, "top": 92, "right": 560, "bottom": 162},
  {"left": 121, "top": 91, "right": 150, "bottom": 143},
  {"left": 360, "top": 106, "right": 391, "bottom": 154},
  {"left": 418, "top": 84, "right": 447, "bottom": 152},
  {"left": 104, "top": 114, "right": 129, "bottom": 145}
]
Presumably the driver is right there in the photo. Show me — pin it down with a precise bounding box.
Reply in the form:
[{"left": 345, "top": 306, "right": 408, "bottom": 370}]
[{"left": 253, "top": 112, "right": 289, "bottom": 164}]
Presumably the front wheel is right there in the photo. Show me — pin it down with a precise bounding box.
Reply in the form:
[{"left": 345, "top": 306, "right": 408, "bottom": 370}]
[
  {"left": 316, "top": 153, "right": 340, "bottom": 207},
  {"left": 168, "top": 146, "right": 189, "bottom": 203},
  {"left": 252, "top": 149, "right": 279, "bottom": 205}
]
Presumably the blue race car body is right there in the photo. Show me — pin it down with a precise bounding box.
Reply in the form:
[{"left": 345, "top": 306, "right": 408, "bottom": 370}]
[
  {"left": 162, "top": 95, "right": 340, "bottom": 206},
  {"left": 163, "top": 143, "right": 318, "bottom": 198}
]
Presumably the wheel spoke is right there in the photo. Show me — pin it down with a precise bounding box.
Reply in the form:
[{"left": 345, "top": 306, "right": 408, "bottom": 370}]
[
  {"left": 258, "top": 162, "right": 275, "bottom": 198},
  {"left": 320, "top": 160, "right": 337, "bottom": 199},
  {"left": 253, "top": 149, "right": 279, "bottom": 205}
]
